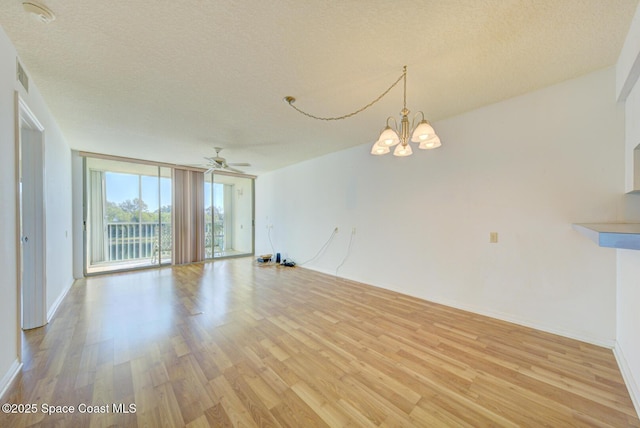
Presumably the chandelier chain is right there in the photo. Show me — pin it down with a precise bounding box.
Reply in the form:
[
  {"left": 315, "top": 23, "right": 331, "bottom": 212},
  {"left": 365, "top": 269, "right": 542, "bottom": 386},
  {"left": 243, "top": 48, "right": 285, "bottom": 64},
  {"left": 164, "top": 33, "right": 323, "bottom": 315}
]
[
  {"left": 403, "top": 65, "right": 407, "bottom": 110},
  {"left": 284, "top": 68, "right": 406, "bottom": 121}
]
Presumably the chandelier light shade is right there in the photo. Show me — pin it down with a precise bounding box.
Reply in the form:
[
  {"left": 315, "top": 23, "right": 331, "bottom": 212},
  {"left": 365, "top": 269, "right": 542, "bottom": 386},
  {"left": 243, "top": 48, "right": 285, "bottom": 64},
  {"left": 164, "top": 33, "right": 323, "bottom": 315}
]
[
  {"left": 284, "top": 65, "right": 442, "bottom": 158},
  {"left": 411, "top": 118, "right": 435, "bottom": 142},
  {"left": 419, "top": 134, "right": 441, "bottom": 150},
  {"left": 377, "top": 124, "right": 401, "bottom": 146},
  {"left": 393, "top": 142, "right": 413, "bottom": 157},
  {"left": 370, "top": 144, "right": 390, "bottom": 155}
]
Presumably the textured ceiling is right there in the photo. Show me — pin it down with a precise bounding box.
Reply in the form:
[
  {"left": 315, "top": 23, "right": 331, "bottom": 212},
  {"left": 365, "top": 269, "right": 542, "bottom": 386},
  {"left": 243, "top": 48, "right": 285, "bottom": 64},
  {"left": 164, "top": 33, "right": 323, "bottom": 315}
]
[{"left": 0, "top": 0, "right": 638, "bottom": 174}]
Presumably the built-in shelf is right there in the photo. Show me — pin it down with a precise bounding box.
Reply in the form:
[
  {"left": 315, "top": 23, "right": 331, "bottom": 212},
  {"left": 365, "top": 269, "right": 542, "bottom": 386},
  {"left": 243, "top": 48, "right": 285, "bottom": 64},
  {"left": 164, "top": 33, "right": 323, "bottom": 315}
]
[{"left": 572, "top": 223, "right": 640, "bottom": 250}]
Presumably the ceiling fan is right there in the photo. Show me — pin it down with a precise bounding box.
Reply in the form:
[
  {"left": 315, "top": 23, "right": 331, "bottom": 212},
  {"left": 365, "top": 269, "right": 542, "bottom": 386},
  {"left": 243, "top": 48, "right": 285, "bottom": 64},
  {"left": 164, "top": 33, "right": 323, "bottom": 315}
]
[{"left": 202, "top": 147, "right": 250, "bottom": 174}]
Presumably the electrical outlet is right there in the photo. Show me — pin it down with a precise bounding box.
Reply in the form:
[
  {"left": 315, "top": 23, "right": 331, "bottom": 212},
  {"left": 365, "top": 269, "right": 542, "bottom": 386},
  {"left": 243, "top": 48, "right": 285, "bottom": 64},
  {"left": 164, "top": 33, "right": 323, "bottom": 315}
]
[{"left": 490, "top": 232, "right": 498, "bottom": 243}]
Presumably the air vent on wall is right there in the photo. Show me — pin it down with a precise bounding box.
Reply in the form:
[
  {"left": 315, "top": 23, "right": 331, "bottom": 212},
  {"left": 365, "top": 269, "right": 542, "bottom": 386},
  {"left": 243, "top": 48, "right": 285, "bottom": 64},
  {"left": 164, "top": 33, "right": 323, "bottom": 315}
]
[{"left": 16, "top": 60, "right": 28, "bottom": 92}]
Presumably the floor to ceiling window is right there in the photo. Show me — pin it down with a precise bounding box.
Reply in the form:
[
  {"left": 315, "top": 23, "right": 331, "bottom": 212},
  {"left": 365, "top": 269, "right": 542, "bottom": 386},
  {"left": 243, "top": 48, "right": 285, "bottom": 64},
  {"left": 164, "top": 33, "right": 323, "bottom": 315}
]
[
  {"left": 204, "top": 172, "right": 254, "bottom": 259},
  {"left": 85, "top": 157, "right": 172, "bottom": 274}
]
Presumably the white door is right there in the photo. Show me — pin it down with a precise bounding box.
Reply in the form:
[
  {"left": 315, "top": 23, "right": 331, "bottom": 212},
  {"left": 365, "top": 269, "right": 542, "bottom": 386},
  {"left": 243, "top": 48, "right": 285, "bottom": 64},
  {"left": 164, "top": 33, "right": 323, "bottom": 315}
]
[{"left": 18, "top": 97, "right": 47, "bottom": 330}]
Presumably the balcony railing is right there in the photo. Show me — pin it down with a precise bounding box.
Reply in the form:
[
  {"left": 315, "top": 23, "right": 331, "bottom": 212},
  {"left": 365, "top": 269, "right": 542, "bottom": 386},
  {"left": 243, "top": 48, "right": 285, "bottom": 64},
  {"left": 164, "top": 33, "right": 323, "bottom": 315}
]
[
  {"left": 104, "top": 221, "right": 225, "bottom": 263},
  {"left": 205, "top": 221, "right": 224, "bottom": 258},
  {"left": 106, "top": 221, "right": 171, "bottom": 263}
]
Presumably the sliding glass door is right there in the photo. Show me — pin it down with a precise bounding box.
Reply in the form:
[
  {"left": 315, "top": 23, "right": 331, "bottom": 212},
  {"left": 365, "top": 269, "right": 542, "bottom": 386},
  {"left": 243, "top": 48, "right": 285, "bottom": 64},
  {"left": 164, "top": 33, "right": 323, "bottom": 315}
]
[
  {"left": 204, "top": 172, "right": 254, "bottom": 259},
  {"left": 85, "top": 157, "right": 172, "bottom": 274},
  {"left": 85, "top": 156, "right": 253, "bottom": 271}
]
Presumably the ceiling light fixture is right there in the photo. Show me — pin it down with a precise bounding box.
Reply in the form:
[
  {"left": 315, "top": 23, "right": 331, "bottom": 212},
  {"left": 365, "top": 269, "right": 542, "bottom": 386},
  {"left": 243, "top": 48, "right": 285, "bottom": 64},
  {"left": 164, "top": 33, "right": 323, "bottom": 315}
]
[
  {"left": 284, "top": 66, "right": 441, "bottom": 157},
  {"left": 22, "top": 2, "right": 56, "bottom": 23}
]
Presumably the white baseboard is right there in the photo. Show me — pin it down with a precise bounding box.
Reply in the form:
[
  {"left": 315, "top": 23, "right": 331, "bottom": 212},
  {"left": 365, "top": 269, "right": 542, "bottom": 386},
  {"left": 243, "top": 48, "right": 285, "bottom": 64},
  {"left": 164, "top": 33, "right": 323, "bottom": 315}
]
[
  {"left": 303, "top": 265, "right": 337, "bottom": 277},
  {"left": 305, "top": 265, "right": 615, "bottom": 348},
  {"left": 614, "top": 341, "right": 640, "bottom": 418},
  {"left": 47, "top": 280, "right": 73, "bottom": 322},
  {"left": 0, "top": 359, "right": 22, "bottom": 400},
  {"left": 423, "top": 296, "right": 616, "bottom": 348}
]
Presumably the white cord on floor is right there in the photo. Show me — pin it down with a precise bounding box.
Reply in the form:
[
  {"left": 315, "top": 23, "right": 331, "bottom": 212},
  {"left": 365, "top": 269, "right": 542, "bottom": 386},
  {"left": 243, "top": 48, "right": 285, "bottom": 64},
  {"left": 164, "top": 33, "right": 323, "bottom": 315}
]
[
  {"left": 268, "top": 226, "right": 276, "bottom": 263},
  {"left": 336, "top": 229, "right": 355, "bottom": 276}
]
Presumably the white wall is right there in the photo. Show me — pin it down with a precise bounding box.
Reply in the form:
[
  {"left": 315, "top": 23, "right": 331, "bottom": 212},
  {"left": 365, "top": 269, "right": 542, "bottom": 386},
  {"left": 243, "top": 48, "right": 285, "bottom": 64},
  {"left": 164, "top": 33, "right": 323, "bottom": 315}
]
[
  {"left": 0, "top": 25, "right": 74, "bottom": 396},
  {"left": 42, "top": 101, "right": 74, "bottom": 319},
  {"left": 257, "top": 67, "right": 623, "bottom": 347},
  {"left": 616, "top": 249, "right": 640, "bottom": 414},
  {"left": 0, "top": 24, "right": 21, "bottom": 397},
  {"left": 615, "top": 2, "right": 640, "bottom": 413}
]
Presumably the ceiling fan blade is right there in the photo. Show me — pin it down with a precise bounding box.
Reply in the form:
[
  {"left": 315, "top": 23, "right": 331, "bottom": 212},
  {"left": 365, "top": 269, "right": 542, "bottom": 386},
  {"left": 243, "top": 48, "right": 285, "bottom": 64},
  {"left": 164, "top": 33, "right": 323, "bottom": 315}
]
[
  {"left": 224, "top": 166, "right": 245, "bottom": 173},
  {"left": 227, "top": 162, "right": 251, "bottom": 167}
]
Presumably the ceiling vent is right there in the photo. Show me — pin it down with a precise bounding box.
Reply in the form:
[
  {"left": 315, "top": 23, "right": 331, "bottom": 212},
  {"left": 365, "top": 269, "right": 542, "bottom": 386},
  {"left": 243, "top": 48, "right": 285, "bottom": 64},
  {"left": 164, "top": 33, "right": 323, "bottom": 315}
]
[{"left": 22, "top": 2, "right": 55, "bottom": 23}]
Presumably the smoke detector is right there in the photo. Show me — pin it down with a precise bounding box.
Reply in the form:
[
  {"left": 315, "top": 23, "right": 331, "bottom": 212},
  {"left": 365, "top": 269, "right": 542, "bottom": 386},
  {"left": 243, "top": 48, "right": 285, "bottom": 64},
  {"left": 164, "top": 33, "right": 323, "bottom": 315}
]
[{"left": 22, "top": 2, "right": 56, "bottom": 23}]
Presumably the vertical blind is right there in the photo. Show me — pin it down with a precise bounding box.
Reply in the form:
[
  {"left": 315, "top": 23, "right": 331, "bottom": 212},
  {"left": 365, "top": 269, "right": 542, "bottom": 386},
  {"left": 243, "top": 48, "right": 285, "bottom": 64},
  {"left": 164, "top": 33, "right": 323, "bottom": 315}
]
[{"left": 173, "top": 168, "right": 205, "bottom": 264}]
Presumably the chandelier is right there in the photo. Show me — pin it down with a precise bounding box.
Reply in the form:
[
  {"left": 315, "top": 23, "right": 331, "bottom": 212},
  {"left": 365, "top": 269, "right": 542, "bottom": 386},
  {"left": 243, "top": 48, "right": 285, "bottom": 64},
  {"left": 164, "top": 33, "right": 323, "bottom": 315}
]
[{"left": 284, "top": 66, "right": 441, "bottom": 157}]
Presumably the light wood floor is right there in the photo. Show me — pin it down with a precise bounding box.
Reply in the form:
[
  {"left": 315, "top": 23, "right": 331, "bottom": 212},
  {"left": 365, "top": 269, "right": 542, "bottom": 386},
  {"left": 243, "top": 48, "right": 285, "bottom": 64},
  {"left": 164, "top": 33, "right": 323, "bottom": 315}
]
[{"left": 1, "top": 258, "right": 638, "bottom": 427}]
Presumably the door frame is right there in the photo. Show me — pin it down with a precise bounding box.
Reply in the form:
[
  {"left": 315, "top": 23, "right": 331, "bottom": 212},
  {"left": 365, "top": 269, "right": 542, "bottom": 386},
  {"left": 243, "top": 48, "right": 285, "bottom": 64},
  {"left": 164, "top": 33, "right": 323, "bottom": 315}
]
[{"left": 15, "top": 92, "right": 47, "bottom": 334}]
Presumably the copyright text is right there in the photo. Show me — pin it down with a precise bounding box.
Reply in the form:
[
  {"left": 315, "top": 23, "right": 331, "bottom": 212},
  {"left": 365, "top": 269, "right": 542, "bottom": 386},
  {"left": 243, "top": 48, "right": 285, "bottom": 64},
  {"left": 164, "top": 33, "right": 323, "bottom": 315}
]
[{"left": 2, "top": 403, "right": 137, "bottom": 415}]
